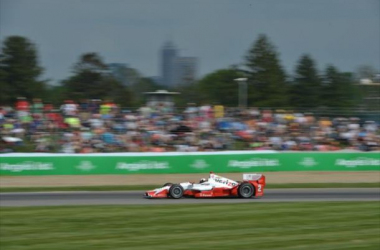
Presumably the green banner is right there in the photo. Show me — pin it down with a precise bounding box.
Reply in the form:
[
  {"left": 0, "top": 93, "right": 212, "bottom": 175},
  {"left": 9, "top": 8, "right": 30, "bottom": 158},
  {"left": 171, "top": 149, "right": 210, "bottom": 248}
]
[{"left": 0, "top": 152, "right": 379, "bottom": 176}]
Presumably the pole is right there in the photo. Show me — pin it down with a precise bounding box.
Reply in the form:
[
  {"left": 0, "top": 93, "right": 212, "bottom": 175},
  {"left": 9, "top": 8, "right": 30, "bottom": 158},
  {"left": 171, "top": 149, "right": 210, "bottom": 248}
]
[
  {"left": 242, "top": 79, "right": 247, "bottom": 109},
  {"left": 235, "top": 78, "right": 248, "bottom": 109}
]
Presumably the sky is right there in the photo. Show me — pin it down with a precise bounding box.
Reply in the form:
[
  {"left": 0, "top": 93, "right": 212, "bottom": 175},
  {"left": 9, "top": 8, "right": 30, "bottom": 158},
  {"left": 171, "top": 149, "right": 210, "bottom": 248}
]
[{"left": 1, "top": 0, "right": 379, "bottom": 84}]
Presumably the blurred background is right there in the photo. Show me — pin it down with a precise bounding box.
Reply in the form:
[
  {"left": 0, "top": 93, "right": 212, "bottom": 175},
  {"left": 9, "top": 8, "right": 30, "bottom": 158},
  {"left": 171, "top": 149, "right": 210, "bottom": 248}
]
[
  {"left": 1, "top": 0, "right": 379, "bottom": 153},
  {"left": 0, "top": 2, "right": 379, "bottom": 249}
]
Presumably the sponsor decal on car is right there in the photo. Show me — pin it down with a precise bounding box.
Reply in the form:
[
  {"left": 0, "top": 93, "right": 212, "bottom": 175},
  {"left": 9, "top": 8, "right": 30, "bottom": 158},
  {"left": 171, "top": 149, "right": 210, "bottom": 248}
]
[
  {"left": 199, "top": 193, "right": 213, "bottom": 197},
  {"left": 0, "top": 162, "right": 54, "bottom": 172},
  {"left": 214, "top": 177, "right": 237, "bottom": 187},
  {"left": 228, "top": 158, "right": 279, "bottom": 168},
  {"left": 116, "top": 161, "right": 169, "bottom": 171}
]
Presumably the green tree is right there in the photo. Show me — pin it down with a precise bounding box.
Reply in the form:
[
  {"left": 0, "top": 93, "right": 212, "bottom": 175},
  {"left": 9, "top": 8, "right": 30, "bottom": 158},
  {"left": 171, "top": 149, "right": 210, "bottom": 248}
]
[
  {"left": 356, "top": 65, "right": 377, "bottom": 80},
  {"left": 61, "top": 53, "right": 133, "bottom": 107},
  {"left": 73, "top": 53, "right": 107, "bottom": 73},
  {"left": 0, "top": 63, "right": 7, "bottom": 104},
  {"left": 129, "top": 76, "right": 161, "bottom": 107},
  {"left": 124, "top": 67, "right": 142, "bottom": 87},
  {"left": 196, "top": 68, "right": 243, "bottom": 106},
  {"left": 44, "top": 85, "right": 66, "bottom": 106},
  {"left": 0, "top": 36, "right": 46, "bottom": 104},
  {"left": 245, "top": 34, "right": 289, "bottom": 107},
  {"left": 355, "top": 65, "right": 380, "bottom": 111},
  {"left": 172, "top": 83, "right": 202, "bottom": 108},
  {"left": 321, "top": 65, "right": 355, "bottom": 108},
  {"left": 290, "top": 54, "right": 322, "bottom": 108}
]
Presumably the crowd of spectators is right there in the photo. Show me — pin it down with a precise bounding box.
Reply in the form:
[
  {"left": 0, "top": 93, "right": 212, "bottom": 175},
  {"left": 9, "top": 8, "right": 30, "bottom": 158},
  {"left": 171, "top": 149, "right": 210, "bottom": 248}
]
[{"left": 1, "top": 97, "right": 379, "bottom": 153}]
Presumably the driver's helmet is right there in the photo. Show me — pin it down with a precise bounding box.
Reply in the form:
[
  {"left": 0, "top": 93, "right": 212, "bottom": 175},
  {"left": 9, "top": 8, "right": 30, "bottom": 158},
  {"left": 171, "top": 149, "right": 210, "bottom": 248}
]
[{"left": 199, "top": 178, "right": 207, "bottom": 183}]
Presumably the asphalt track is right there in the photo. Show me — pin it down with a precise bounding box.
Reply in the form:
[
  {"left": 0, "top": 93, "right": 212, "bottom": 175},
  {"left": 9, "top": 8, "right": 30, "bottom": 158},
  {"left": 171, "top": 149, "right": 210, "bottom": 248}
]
[{"left": 1, "top": 188, "right": 379, "bottom": 207}]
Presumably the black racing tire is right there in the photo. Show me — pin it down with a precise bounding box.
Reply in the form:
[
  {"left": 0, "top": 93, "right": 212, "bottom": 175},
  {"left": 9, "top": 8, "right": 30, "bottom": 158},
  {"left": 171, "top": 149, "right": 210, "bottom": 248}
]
[
  {"left": 163, "top": 183, "right": 173, "bottom": 187},
  {"left": 169, "top": 184, "right": 184, "bottom": 199},
  {"left": 238, "top": 182, "right": 255, "bottom": 198}
]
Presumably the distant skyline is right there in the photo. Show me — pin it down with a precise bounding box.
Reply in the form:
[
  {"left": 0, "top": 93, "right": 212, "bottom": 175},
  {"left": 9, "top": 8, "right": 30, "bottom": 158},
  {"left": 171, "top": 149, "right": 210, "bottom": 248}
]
[
  {"left": 1, "top": 0, "right": 379, "bottom": 84},
  {"left": 160, "top": 40, "right": 198, "bottom": 87}
]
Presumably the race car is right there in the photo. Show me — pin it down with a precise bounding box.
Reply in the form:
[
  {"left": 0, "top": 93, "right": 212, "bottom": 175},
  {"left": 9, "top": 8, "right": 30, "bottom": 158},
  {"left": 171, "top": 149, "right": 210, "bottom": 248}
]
[{"left": 144, "top": 172, "right": 265, "bottom": 199}]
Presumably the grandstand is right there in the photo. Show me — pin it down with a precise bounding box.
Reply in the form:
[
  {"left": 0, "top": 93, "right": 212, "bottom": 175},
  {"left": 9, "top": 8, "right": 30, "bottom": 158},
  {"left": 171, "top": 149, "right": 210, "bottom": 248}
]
[{"left": 1, "top": 100, "right": 379, "bottom": 153}]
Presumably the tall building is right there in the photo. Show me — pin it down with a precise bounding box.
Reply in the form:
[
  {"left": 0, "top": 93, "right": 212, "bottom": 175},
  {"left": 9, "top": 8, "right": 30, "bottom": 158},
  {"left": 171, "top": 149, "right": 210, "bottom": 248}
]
[
  {"left": 161, "top": 41, "right": 177, "bottom": 87},
  {"left": 174, "top": 57, "right": 198, "bottom": 86},
  {"left": 160, "top": 41, "right": 198, "bottom": 87}
]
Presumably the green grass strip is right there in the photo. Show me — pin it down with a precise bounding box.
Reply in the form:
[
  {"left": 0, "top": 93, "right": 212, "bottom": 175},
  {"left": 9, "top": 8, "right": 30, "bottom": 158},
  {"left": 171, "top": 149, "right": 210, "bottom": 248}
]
[
  {"left": 0, "top": 182, "right": 379, "bottom": 193},
  {"left": 1, "top": 202, "right": 379, "bottom": 250}
]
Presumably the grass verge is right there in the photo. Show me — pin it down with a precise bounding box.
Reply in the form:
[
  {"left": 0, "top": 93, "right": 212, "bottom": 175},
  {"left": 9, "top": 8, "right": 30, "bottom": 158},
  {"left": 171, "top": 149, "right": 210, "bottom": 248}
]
[
  {"left": 0, "top": 202, "right": 379, "bottom": 250},
  {"left": 0, "top": 182, "right": 379, "bottom": 193}
]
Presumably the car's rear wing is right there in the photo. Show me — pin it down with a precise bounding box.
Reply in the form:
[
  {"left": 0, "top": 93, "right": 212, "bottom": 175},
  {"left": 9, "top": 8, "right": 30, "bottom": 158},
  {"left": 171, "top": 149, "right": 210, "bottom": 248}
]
[{"left": 243, "top": 173, "right": 263, "bottom": 181}]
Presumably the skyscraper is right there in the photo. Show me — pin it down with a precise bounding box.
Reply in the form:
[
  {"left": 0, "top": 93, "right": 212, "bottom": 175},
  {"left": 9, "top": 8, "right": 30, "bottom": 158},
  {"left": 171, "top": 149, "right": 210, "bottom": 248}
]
[
  {"left": 174, "top": 57, "right": 198, "bottom": 86},
  {"left": 161, "top": 41, "right": 177, "bottom": 87},
  {"left": 160, "top": 41, "right": 198, "bottom": 87}
]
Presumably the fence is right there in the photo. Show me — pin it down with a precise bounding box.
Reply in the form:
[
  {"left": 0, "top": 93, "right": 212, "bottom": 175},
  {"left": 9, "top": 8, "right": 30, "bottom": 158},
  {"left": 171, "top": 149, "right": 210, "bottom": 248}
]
[{"left": 1, "top": 151, "right": 379, "bottom": 176}]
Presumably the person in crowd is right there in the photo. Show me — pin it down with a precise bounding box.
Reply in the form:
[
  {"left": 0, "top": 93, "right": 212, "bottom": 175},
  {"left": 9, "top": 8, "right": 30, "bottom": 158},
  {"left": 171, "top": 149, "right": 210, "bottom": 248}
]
[{"left": 0, "top": 99, "right": 379, "bottom": 153}]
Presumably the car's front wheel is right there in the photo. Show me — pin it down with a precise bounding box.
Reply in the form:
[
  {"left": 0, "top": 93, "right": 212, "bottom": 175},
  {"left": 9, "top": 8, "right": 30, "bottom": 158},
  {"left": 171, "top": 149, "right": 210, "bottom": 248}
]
[
  {"left": 169, "top": 184, "right": 184, "bottom": 199},
  {"left": 238, "top": 182, "right": 254, "bottom": 198}
]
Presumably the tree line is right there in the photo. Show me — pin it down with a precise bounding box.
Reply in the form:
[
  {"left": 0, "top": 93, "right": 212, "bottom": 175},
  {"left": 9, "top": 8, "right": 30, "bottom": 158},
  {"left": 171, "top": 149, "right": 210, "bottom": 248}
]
[
  {"left": 0, "top": 36, "right": 159, "bottom": 107},
  {"left": 176, "top": 34, "right": 367, "bottom": 109},
  {"left": 0, "top": 35, "right": 376, "bottom": 109}
]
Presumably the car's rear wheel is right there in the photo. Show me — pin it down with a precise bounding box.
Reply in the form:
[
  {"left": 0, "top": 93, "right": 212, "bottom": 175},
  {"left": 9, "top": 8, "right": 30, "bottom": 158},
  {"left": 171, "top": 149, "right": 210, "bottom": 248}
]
[
  {"left": 169, "top": 184, "right": 184, "bottom": 199},
  {"left": 238, "top": 182, "right": 254, "bottom": 198},
  {"left": 163, "top": 183, "right": 173, "bottom": 187}
]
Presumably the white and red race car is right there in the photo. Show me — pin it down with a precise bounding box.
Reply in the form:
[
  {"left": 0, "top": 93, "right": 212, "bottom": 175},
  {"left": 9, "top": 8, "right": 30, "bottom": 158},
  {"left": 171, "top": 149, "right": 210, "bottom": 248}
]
[{"left": 144, "top": 172, "right": 265, "bottom": 199}]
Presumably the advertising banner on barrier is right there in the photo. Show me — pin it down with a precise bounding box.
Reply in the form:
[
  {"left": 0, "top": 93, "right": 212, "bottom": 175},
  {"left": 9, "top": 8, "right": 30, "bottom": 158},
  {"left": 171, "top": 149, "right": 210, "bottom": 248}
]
[{"left": 0, "top": 151, "right": 379, "bottom": 176}]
